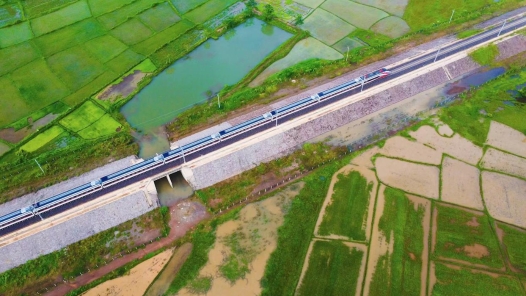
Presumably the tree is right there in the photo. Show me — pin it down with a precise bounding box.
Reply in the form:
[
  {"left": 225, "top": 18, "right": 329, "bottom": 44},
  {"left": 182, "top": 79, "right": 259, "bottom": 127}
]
[
  {"left": 263, "top": 4, "right": 275, "bottom": 21},
  {"left": 246, "top": 0, "right": 257, "bottom": 8},
  {"left": 294, "top": 14, "right": 303, "bottom": 25},
  {"left": 518, "top": 87, "right": 526, "bottom": 99}
]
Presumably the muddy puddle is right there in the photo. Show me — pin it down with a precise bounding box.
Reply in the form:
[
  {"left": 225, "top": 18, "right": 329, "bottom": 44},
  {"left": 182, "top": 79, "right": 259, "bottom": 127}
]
[
  {"left": 444, "top": 67, "right": 505, "bottom": 95},
  {"left": 98, "top": 70, "right": 147, "bottom": 101},
  {"left": 0, "top": 113, "right": 58, "bottom": 143},
  {"left": 177, "top": 182, "right": 304, "bottom": 296}
]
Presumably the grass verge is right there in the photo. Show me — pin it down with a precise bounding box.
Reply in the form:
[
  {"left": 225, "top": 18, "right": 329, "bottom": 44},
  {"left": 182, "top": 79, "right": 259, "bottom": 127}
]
[
  {"left": 469, "top": 43, "right": 499, "bottom": 66},
  {"left": 498, "top": 223, "right": 526, "bottom": 272}
]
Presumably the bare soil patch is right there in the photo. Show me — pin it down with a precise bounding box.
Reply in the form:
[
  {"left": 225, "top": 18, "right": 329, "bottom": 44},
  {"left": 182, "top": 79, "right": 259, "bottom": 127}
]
[
  {"left": 170, "top": 200, "right": 209, "bottom": 238},
  {"left": 427, "top": 261, "right": 436, "bottom": 296},
  {"left": 410, "top": 125, "right": 483, "bottom": 165},
  {"left": 375, "top": 156, "right": 440, "bottom": 199},
  {"left": 481, "top": 171, "right": 526, "bottom": 228},
  {"left": 461, "top": 244, "right": 490, "bottom": 259},
  {"left": 350, "top": 146, "right": 380, "bottom": 169},
  {"left": 486, "top": 121, "right": 526, "bottom": 158},
  {"left": 437, "top": 124, "right": 454, "bottom": 137},
  {"left": 83, "top": 249, "right": 173, "bottom": 296},
  {"left": 379, "top": 136, "right": 442, "bottom": 165},
  {"left": 480, "top": 147, "right": 526, "bottom": 180},
  {"left": 441, "top": 156, "right": 484, "bottom": 210},
  {"left": 97, "top": 70, "right": 146, "bottom": 101}
]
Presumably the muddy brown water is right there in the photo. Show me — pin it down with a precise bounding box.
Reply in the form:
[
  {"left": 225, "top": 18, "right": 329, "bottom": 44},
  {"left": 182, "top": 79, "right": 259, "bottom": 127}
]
[
  {"left": 0, "top": 113, "right": 58, "bottom": 143},
  {"left": 98, "top": 70, "right": 147, "bottom": 101},
  {"left": 145, "top": 243, "right": 193, "bottom": 296}
]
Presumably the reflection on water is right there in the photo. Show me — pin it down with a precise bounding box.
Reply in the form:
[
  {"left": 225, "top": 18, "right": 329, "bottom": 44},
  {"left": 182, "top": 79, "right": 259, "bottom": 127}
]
[
  {"left": 155, "top": 172, "right": 194, "bottom": 207},
  {"left": 444, "top": 67, "right": 505, "bottom": 95},
  {"left": 132, "top": 126, "right": 170, "bottom": 159}
]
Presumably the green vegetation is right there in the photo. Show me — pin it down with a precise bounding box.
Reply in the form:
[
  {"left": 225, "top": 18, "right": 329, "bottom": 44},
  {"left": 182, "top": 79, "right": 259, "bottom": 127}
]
[
  {"left": 318, "top": 170, "right": 373, "bottom": 241},
  {"left": 132, "top": 19, "right": 195, "bottom": 55},
  {"left": 63, "top": 70, "right": 120, "bottom": 106},
  {"left": 434, "top": 204, "right": 504, "bottom": 268},
  {"left": 432, "top": 262, "right": 524, "bottom": 296},
  {"left": 187, "top": 276, "right": 213, "bottom": 294},
  {"left": 348, "top": 28, "right": 391, "bottom": 48},
  {"left": 0, "top": 76, "right": 31, "bottom": 127},
  {"left": 105, "top": 48, "right": 145, "bottom": 74},
  {"left": 184, "top": 0, "right": 238, "bottom": 24},
  {"left": 0, "top": 42, "right": 39, "bottom": 76},
  {"left": 0, "top": 3, "right": 23, "bottom": 28},
  {"left": 469, "top": 43, "right": 499, "bottom": 66},
  {"left": 30, "top": 0, "right": 91, "bottom": 36},
  {"left": 78, "top": 114, "right": 122, "bottom": 139},
  {"left": 171, "top": 0, "right": 208, "bottom": 14},
  {"left": 219, "top": 232, "right": 251, "bottom": 283},
  {"left": 457, "top": 28, "right": 482, "bottom": 39},
  {"left": 22, "top": 0, "right": 78, "bottom": 18},
  {"left": 300, "top": 8, "right": 355, "bottom": 45},
  {"left": 297, "top": 240, "right": 364, "bottom": 296},
  {"left": 59, "top": 101, "right": 106, "bottom": 132},
  {"left": 88, "top": 0, "right": 135, "bottom": 16},
  {"left": 20, "top": 126, "right": 65, "bottom": 152},
  {"left": 370, "top": 16, "right": 411, "bottom": 39},
  {"left": 96, "top": 0, "right": 163, "bottom": 29},
  {"left": 332, "top": 37, "right": 366, "bottom": 53},
  {"left": 321, "top": 0, "right": 388, "bottom": 29},
  {"left": 84, "top": 35, "right": 128, "bottom": 63},
  {"left": 498, "top": 223, "right": 526, "bottom": 272},
  {"left": 138, "top": 2, "right": 181, "bottom": 32},
  {"left": 5, "top": 101, "right": 69, "bottom": 131},
  {"left": 111, "top": 18, "right": 153, "bottom": 45},
  {"left": 440, "top": 68, "right": 526, "bottom": 146},
  {"left": 369, "top": 187, "right": 425, "bottom": 296},
  {"left": 48, "top": 46, "right": 106, "bottom": 91},
  {"left": 260, "top": 158, "right": 349, "bottom": 296},
  {"left": 0, "top": 208, "right": 167, "bottom": 296},
  {"left": 0, "top": 22, "right": 33, "bottom": 48}
]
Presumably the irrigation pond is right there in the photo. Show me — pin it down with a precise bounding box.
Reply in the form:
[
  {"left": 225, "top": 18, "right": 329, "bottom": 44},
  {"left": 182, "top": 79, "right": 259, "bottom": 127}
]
[{"left": 121, "top": 18, "right": 292, "bottom": 158}]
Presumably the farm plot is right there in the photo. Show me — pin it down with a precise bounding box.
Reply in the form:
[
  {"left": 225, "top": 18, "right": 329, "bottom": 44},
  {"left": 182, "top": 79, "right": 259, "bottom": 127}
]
[
  {"left": 84, "top": 35, "right": 128, "bottom": 63},
  {"left": 332, "top": 37, "right": 366, "bottom": 54},
  {"left": 251, "top": 37, "right": 342, "bottom": 86},
  {"left": 321, "top": 0, "right": 389, "bottom": 29},
  {"left": 111, "top": 18, "right": 153, "bottom": 45},
  {"left": 184, "top": 0, "right": 238, "bottom": 24},
  {"left": 296, "top": 240, "right": 365, "bottom": 296},
  {"left": 10, "top": 59, "right": 70, "bottom": 108},
  {"left": 353, "top": 0, "right": 408, "bottom": 17},
  {"left": 62, "top": 70, "right": 120, "bottom": 106},
  {"left": 375, "top": 156, "right": 440, "bottom": 199},
  {"left": 294, "top": 0, "right": 325, "bottom": 8},
  {"left": 105, "top": 49, "right": 145, "bottom": 74},
  {"left": 59, "top": 100, "right": 106, "bottom": 132},
  {"left": 0, "top": 3, "right": 23, "bottom": 28},
  {"left": 485, "top": 121, "right": 526, "bottom": 158},
  {"left": 20, "top": 125, "right": 65, "bottom": 152},
  {"left": 138, "top": 2, "right": 181, "bottom": 32},
  {"left": 430, "top": 262, "right": 523, "bottom": 296},
  {"left": 348, "top": 28, "right": 391, "bottom": 48},
  {"left": 30, "top": 0, "right": 91, "bottom": 36},
  {"left": 317, "top": 169, "right": 376, "bottom": 241},
  {"left": 0, "top": 142, "right": 9, "bottom": 157},
  {"left": 0, "top": 42, "right": 40, "bottom": 77},
  {"left": 379, "top": 136, "right": 442, "bottom": 165},
  {"left": 78, "top": 114, "right": 122, "bottom": 139},
  {"left": 434, "top": 204, "right": 504, "bottom": 269},
  {"left": 47, "top": 46, "right": 107, "bottom": 91},
  {"left": 367, "top": 187, "right": 428, "bottom": 296},
  {"left": 440, "top": 156, "right": 483, "bottom": 210},
  {"left": 33, "top": 18, "right": 106, "bottom": 57},
  {"left": 480, "top": 147, "right": 526, "bottom": 180},
  {"left": 370, "top": 16, "right": 410, "bottom": 38},
  {"left": 96, "top": 0, "right": 164, "bottom": 29},
  {"left": 0, "top": 77, "right": 29, "bottom": 127},
  {"left": 300, "top": 9, "right": 355, "bottom": 45},
  {"left": 88, "top": 0, "right": 135, "bottom": 16},
  {"left": 171, "top": 0, "right": 208, "bottom": 14},
  {"left": 497, "top": 223, "right": 526, "bottom": 272},
  {"left": 482, "top": 171, "right": 526, "bottom": 229},
  {"left": 0, "top": 22, "right": 33, "bottom": 48},
  {"left": 132, "top": 19, "right": 194, "bottom": 55},
  {"left": 23, "top": 0, "right": 78, "bottom": 18}
]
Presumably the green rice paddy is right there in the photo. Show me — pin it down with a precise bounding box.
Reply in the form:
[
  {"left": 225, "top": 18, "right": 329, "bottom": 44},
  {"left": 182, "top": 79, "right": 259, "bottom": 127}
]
[
  {"left": 251, "top": 37, "right": 342, "bottom": 86},
  {"left": 434, "top": 204, "right": 504, "bottom": 268},
  {"left": 318, "top": 171, "right": 373, "bottom": 241},
  {"left": 0, "top": 76, "right": 31, "bottom": 127},
  {"left": 59, "top": 101, "right": 106, "bottom": 132},
  {"left": 332, "top": 37, "right": 366, "bottom": 54},
  {"left": 96, "top": 0, "right": 164, "bottom": 29},
  {"left": 84, "top": 35, "right": 128, "bottom": 63},
  {"left": 301, "top": 9, "right": 356, "bottom": 45},
  {"left": 0, "top": 22, "right": 33, "bottom": 48},
  {"left": 0, "top": 3, "right": 23, "bottom": 28},
  {"left": 0, "top": 42, "right": 40, "bottom": 77},
  {"left": 88, "top": 0, "right": 135, "bottom": 16},
  {"left": 297, "top": 240, "right": 364, "bottom": 296},
  {"left": 30, "top": 0, "right": 91, "bottom": 36},
  {"left": 138, "top": 2, "right": 181, "bottom": 32},
  {"left": 498, "top": 223, "right": 526, "bottom": 272},
  {"left": 171, "top": 0, "right": 208, "bottom": 14},
  {"left": 321, "top": 0, "right": 389, "bottom": 29},
  {"left": 432, "top": 262, "right": 523, "bottom": 296},
  {"left": 293, "top": 0, "right": 325, "bottom": 9},
  {"left": 184, "top": 0, "right": 238, "bottom": 24},
  {"left": 78, "top": 114, "right": 122, "bottom": 139},
  {"left": 370, "top": 16, "right": 410, "bottom": 38},
  {"left": 20, "top": 125, "right": 65, "bottom": 153}
]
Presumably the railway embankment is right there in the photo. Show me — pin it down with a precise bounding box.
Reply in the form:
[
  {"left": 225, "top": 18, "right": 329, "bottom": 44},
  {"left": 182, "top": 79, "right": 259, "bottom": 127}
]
[{"left": 182, "top": 34, "right": 526, "bottom": 190}]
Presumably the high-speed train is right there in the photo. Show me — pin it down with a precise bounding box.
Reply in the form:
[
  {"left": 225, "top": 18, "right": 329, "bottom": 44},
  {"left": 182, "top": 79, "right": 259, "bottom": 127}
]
[{"left": 0, "top": 68, "right": 390, "bottom": 231}]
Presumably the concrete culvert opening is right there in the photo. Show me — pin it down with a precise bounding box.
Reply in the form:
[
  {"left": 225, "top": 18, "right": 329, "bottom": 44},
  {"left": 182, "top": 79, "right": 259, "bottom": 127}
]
[{"left": 154, "top": 171, "right": 194, "bottom": 207}]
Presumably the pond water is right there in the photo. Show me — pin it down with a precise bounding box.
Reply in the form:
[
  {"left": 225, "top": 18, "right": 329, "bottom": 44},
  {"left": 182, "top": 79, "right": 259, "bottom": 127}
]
[
  {"left": 121, "top": 18, "right": 292, "bottom": 158},
  {"left": 444, "top": 67, "right": 505, "bottom": 95}
]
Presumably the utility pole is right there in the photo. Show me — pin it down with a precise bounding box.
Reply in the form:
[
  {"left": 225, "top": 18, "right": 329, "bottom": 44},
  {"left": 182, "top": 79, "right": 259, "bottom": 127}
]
[
  {"left": 361, "top": 77, "right": 364, "bottom": 92},
  {"left": 449, "top": 9, "right": 455, "bottom": 24},
  {"left": 34, "top": 159, "right": 44, "bottom": 174},
  {"left": 345, "top": 46, "right": 349, "bottom": 62},
  {"left": 498, "top": 20, "right": 506, "bottom": 37},
  {"left": 181, "top": 147, "right": 186, "bottom": 163},
  {"left": 275, "top": 112, "right": 278, "bottom": 127},
  {"left": 217, "top": 94, "right": 220, "bottom": 108},
  {"left": 434, "top": 46, "right": 441, "bottom": 62}
]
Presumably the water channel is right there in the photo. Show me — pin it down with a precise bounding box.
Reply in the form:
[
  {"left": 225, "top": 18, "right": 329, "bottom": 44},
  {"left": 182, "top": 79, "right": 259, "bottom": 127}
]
[{"left": 121, "top": 18, "right": 292, "bottom": 159}]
